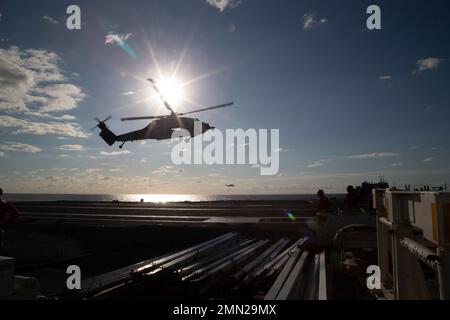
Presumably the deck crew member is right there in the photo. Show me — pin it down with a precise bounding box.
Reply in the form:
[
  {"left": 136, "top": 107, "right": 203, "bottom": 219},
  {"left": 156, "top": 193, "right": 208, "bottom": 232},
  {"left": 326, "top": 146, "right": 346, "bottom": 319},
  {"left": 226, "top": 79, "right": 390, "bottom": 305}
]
[
  {"left": 0, "top": 187, "right": 20, "bottom": 252},
  {"left": 344, "top": 185, "right": 358, "bottom": 209}
]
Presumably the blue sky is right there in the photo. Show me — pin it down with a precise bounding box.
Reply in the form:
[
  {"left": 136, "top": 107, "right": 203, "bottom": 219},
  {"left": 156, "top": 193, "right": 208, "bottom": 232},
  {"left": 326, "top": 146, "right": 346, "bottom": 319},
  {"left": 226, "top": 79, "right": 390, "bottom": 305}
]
[{"left": 0, "top": 0, "right": 449, "bottom": 194}]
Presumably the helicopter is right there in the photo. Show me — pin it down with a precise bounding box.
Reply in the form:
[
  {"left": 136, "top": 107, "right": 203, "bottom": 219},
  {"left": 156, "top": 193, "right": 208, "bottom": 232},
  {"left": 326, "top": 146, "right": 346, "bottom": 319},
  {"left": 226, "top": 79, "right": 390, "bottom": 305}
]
[{"left": 93, "top": 78, "right": 234, "bottom": 149}]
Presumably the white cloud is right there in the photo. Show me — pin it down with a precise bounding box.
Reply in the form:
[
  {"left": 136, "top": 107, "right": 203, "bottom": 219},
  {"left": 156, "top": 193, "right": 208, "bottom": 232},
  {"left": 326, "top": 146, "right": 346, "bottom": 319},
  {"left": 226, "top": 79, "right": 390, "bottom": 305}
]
[
  {"left": 152, "top": 165, "right": 176, "bottom": 176},
  {"left": 42, "top": 15, "right": 59, "bottom": 24},
  {"left": 391, "top": 162, "right": 404, "bottom": 167},
  {"left": 209, "top": 173, "right": 224, "bottom": 177},
  {"left": 307, "top": 152, "right": 401, "bottom": 169},
  {"left": 33, "top": 84, "right": 85, "bottom": 113},
  {"left": 0, "top": 46, "right": 85, "bottom": 112},
  {"left": 423, "top": 157, "right": 433, "bottom": 162},
  {"left": 0, "top": 151, "right": 5, "bottom": 157},
  {"left": 110, "top": 168, "right": 123, "bottom": 172},
  {"left": 413, "top": 57, "right": 444, "bottom": 74},
  {"left": 0, "top": 142, "right": 42, "bottom": 153},
  {"left": 58, "top": 144, "right": 84, "bottom": 151},
  {"left": 346, "top": 152, "right": 400, "bottom": 159},
  {"left": 85, "top": 168, "right": 103, "bottom": 173},
  {"left": 24, "top": 112, "right": 76, "bottom": 120},
  {"left": 0, "top": 115, "right": 88, "bottom": 137},
  {"left": 100, "top": 150, "right": 131, "bottom": 156},
  {"left": 105, "top": 32, "right": 132, "bottom": 46},
  {"left": 123, "top": 91, "right": 136, "bottom": 96},
  {"left": 206, "top": 0, "right": 242, "bottom": 12},
  {"left": 307, "top": 159, "right": 328, "bottom": 168},
  {"left": 307, "top": 162, "right": 323, "bottom": 168},
  {"left": 303, "top": 14, "right": 327, "bottom": 30},
  {"left": 379, "top": 75, "right": 392, "bottom": 80}
]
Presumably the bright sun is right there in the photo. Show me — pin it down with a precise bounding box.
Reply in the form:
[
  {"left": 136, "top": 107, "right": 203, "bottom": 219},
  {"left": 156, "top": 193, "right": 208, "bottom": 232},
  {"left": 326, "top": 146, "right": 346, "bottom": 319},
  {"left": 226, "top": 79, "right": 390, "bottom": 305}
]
[{"left": 157, "top": 77, "right": 184, "bottom": 106}]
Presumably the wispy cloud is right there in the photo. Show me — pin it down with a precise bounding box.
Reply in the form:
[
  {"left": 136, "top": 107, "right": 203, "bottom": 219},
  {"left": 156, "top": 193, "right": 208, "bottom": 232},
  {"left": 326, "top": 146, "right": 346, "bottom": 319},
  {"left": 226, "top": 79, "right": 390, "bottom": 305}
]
[
  {"left": 58, "top": 144, "right": 84, "bottom": 151},
  {"left": 104, "top": 32, "right": 137, "bottom": 59},
  {"left": 85, "top": 168, "right": 103, "bottom": 173},
  {"left": 0, "top": 142, "right": 42, "bottom": 154},
  {"left": 303, "top": 14, "right": 327, "bottom": 30},
  {"left": 42, "top": 15, "right": 59, "bottom": 25},
  {"left": 413, "top": 57, "right": 444, "bottom": 74},
  {"left": 24, "top": 112, "right": 76, "bottom": 121},
  {"left": 391, "top": 162, "right": 404, "bottom": 167},
  {"left": 0, "top": 115, "right": 89, "bottom": 138},
  {"left": 152, "top": 165, "right": 184, "bottom": 176},
  {"left": 206, "top": 0, "right": 242, "bottom": 12},
  {"left": 152, "top": 165, "right": 176, "bottom": 176},
  {"left": 105, "top": 32, "right": 132, "bottom": 46},
  {"left": 307, "top": 159, "right": 331, "bottom": 168},
  {"left": 308, "top": 152, "right": 400, "bottom": 168},
  {"left": 346, "top": 152, "right": 400, "bottom": 159},
  {"left": 423, "top": 157, "right": 433, "bottom": 162},
  {"left": 379, "top": 75, "right": 392, "bottom": 80},
  {"left": 100, "top": 150, "right": 131, "bottom": 156}
]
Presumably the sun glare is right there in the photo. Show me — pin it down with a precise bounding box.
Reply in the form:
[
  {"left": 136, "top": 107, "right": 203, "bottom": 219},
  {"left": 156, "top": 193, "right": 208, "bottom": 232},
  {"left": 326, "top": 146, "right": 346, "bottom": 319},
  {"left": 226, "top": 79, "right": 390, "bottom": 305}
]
[{"left": 157, "top": 77, "right": 184, "bottom": 106}]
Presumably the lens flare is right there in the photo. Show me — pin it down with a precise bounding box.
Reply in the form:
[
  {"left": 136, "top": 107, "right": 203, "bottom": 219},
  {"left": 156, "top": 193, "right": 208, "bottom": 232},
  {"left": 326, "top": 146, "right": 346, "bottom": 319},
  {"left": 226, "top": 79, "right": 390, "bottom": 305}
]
[{"left": 284, "top": 209, "right": 296, "bottom": 221}]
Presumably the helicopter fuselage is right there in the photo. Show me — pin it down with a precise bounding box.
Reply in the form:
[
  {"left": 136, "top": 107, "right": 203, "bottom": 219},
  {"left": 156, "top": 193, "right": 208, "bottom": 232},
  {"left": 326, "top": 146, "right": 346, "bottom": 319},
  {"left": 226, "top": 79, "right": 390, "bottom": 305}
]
[{"left": 115, "top": 115, "right": 213, "bottom": 142}]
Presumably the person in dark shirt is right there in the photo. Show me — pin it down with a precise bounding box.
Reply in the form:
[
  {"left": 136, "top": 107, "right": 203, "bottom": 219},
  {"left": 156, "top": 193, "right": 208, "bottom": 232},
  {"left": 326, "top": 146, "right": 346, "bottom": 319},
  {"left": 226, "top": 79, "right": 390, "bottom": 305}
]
[
  {"left": 317, "top": 189, "right": 333, "bottom": 213},
  {"left": 344, "top": 185, "right": 358, "bottom": 209},
  {"left": 0, "top": 187, "right": 19, "bottom": 252},
  {"left": 0, "top": 188, "right": 19, "bottom": 224}
]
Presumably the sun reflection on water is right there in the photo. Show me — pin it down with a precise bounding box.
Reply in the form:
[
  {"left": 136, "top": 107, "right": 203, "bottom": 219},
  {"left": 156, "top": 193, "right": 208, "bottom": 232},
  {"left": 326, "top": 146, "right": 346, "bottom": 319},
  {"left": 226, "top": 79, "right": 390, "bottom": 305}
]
[{"left": 118, "top": 194, "right": 201, "bottom": 203}]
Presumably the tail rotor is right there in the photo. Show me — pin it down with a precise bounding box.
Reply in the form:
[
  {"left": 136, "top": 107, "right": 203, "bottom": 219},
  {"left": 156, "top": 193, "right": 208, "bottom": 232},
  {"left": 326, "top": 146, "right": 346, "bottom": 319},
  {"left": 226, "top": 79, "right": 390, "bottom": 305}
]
[{"left": 91, "top": 115, "right": 112, "bottom": 131}]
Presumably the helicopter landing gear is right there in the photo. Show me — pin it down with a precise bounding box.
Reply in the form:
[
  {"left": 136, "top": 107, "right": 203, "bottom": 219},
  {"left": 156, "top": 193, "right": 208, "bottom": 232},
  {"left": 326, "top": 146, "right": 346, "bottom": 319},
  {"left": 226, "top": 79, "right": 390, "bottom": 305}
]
[{"left": 119, "top": 141, "right": 126, "bottom": 149}]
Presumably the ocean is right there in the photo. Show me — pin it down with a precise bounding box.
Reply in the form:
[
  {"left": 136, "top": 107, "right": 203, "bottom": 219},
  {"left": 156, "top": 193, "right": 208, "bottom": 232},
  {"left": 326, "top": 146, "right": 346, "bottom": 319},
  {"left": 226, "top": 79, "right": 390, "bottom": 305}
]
[{"left": 3, "top": 193, "right": 345, "bottom": 203}]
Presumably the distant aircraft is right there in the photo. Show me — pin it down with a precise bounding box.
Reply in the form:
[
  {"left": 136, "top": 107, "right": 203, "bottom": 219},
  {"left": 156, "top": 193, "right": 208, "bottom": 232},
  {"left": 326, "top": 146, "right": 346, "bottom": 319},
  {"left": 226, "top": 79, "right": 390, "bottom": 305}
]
[{"left": 93, "top": 79, "right": 233, "bottom": 149}]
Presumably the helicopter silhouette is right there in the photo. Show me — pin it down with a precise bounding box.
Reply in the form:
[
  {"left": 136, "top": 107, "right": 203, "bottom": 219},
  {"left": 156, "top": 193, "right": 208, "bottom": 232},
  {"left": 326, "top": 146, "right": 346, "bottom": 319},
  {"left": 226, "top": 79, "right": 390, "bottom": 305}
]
[{"left": 93, "top": 79, "right": 234, "bottom": 149}]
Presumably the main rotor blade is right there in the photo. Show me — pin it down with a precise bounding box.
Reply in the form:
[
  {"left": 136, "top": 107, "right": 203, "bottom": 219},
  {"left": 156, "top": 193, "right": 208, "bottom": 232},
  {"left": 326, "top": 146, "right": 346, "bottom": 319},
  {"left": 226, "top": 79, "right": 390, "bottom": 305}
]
[
  {"left": 121, "top": 115, "right": 166, "bottom": 121},
  {"left": 178, "top": 102, "right": 234, "bottom": 116},
  {"left": 148, "top": 78, "right": 175, "bottom": 114}
]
